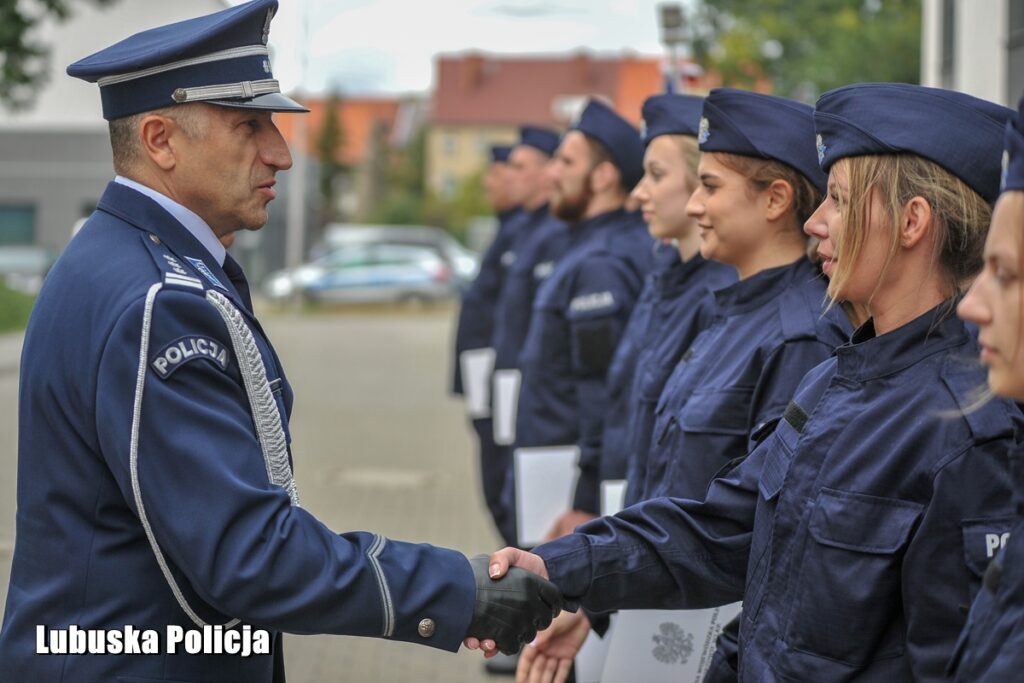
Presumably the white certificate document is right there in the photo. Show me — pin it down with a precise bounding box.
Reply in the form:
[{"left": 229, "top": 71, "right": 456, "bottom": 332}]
[
  {"left": 600, "top": 479, "right": 628, "bottom": 517},
  {"left": 602, "top": 603, "right": 743, "bottom": 683},
  {"left": 492, "top": 369, "right": 521, "bottom": 445},
  {"left": 459, "top": 347, "right": 495, "bottom": 419},
  {"left": 513, "top": 445, "right": 579, "bottom": 547},
  {"left": 575, "top": 614, "right": 616, "bottom": 683}
]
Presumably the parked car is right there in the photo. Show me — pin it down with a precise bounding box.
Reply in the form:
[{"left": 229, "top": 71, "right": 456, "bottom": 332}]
[
  {"left": 263, "top": 242, "right": 458, "bottom": 304},
  {"left": 0, "top": 245, "right": 58, "bottom": 295},
  {"left": 317, "top": 224, "right": 479, "bottom": 286}
]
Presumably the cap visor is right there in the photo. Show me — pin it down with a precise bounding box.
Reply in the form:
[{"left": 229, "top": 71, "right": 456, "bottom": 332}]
[{"left": 207, "top": 92, "right": 309, "bottom": 113}]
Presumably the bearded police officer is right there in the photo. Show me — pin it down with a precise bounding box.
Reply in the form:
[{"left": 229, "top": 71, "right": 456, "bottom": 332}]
[
  {"left": 506, "top": 100, "right": 655, "bottom": 538},
  {"left": 0, "top": 2, "right": 561, "bottom": 681}
]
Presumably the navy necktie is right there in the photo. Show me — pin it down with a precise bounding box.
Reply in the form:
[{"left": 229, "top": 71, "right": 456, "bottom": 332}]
[{"left": 222, "top": 253, "right": 253, "bottom": 313}]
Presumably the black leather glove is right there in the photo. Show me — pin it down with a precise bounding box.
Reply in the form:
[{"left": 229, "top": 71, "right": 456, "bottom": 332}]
[{"left": 467, "top": 554, "right": 564, "bottom": 655}]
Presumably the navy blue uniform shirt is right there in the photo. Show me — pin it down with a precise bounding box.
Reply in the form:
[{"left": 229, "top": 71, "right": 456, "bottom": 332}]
[
  {"left": 451, "top": 207, "right": 526, "bottom": 394},
  {"left": 0, "top": 183, "right": 475, "bottom": 682},
  {"left": 513, "top": 208, "right": 654, "bottom": 513},
  {"left": 486, "top": 206, "right": 569, "bottom": 545},
  {"left": 629, "top": 257, "right": 851, "bottom": 505},
  {"left": 492, "top": 206, "right": 571, "bottom": 373},
  {"left": 949, "top": 449, "right": 1024, "bottom": 681},
  {"left": 594, "top": 249, "right": 735, "bottom": 492},
  {"left": 536, "top": 304, "right": 1021, "bottom": 682}
]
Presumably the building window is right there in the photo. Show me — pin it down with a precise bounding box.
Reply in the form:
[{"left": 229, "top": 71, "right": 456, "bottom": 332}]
[
  {"left": 1009, "top": 0, "right": 1024, "bottom": 104},
  {"left": 443, "top": 134, "right": 458, "bottom": 157},
  {"left": 0, "top": 205, "right": 35, "bottom": 245},
  {"left": 442, "top": 174, "right": 457, "bottom": 198},
  {"left": 940, "top": 0, "right": 956, "bottom": 88}
]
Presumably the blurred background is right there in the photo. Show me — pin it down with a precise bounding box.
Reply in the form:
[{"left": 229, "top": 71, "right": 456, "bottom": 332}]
[
  {"left": 0, "top": 1, "right": 1020, "bottom": 680},
  {"left": 3, "top": 0, "right": 1019, "bottom": 314}
]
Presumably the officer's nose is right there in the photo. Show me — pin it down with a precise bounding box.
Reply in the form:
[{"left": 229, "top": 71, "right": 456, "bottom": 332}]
[
  {"left": 261, "top": 121, "right": 293, "bottom": 171},
  {"left": 685, "top": 185, "right": 705, "bottom": 218},
  {"left": 957, "top": 276, "right": 992, "bottom": 327},
  {"left": 803, "top": 198, "right": 829, "bottom": 240}
]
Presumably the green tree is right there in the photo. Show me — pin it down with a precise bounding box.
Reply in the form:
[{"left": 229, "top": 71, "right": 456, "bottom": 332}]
[
  {"left": 315, "top": 90, "right": 348, "bottom": 226},
  {"left": 1, "top": 0, "right": 118, "bottom": 109},
  {"left": 687, "top": 0, "right": 921, "bottom": 100}
]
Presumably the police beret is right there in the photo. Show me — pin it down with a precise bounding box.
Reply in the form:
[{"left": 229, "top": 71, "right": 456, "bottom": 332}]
[
  {"left": 1002, "top": 95, "right": 1024, "bottom": 193},
  {"left": 67, "top": 0, "right": 307, "bottom": 121},
  {"left": 698, "top": 88, "right": 826, "bottom": 194},
  {"left": 572, "top": 99, "right": 645, "bottom": 190},
  {"left": 641, "top": 94, "right": 704, "bottom": 146},
  {"left": 519, "top": 126, "right": 561, "bottom": 156},
  {"left": 490, "top": 145, "right": 513, "bottom": 163},
  {"left": 814, "top": 83, "right": 1013, "bottom": 204}
]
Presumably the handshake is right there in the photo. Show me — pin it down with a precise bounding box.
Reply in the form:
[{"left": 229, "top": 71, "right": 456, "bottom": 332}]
[{"left": 465, "top": 552, "right": 566, "bottom": 655}]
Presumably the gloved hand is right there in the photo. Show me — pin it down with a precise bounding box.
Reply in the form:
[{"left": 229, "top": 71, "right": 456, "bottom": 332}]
[{"left": 467, "top": 554, "right": 563, "bottom": 655}]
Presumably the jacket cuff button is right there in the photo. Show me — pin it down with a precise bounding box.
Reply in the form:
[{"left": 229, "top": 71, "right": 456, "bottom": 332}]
[{"left": 417, "top": 618, "right": 435, "bottom": 638}]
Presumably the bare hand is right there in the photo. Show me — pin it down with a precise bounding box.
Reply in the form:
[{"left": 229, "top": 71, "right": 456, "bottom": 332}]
[
  {"left": 544, "top": 509, "right": 597, "bottom": 541},
  {"left": 517, "top": 611, "right": 591, "bottom": 682}
]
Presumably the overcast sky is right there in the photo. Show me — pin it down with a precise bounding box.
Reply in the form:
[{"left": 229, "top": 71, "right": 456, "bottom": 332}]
[{"left": 254, "top": 0, "right": 697, "bottom": 96}]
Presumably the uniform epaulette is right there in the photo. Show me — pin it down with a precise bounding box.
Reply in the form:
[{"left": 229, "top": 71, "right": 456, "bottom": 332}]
[
  {"left": 139, "top": 232, "right": 206, "bottom": 294},
  {"left": 942, "top": 354, "right": 1016, "bottom": 443},
  {"left": 777, "top": 282, "right": 820, "bottom": 342}
]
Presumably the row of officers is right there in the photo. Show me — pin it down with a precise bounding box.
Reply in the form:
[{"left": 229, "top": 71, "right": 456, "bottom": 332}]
[{"left": 455, "top": 83, "right": 1024, "bottom": 682}]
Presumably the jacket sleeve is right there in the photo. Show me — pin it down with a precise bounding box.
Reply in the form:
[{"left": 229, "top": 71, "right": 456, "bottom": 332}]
[
  {"left": 96, "top": 287, "right": 475, "bottom": 650},
  {"left": 568, "top": 257, "right": 644, "bottom": 513},
  {"left": 902, "top": 436, "right": 1017, "bottom": 681},
  {"left": 537, "top": 430, "right": 768, "bottom": 613}
]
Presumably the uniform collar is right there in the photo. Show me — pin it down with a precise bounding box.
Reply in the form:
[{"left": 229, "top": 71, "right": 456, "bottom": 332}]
[
  {"left": 835, "top": 299, "right": 968, "bottom": 381},
  {"left": 570, "top": 207, "right": 630, "bottom": 242},
  {"left": 713, "top": 256, "right": 817, "bottom": 315},
  {"left": 96, "top": 182, "right": 246, "bottom": 311},
  {"left": 655, "top": 252, "right": 714, "bottom": 297},
  {"left": 114, "top": 175, "right": 226, "bottom": 266}
]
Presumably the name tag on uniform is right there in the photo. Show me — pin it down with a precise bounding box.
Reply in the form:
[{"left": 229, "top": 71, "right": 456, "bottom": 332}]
[
  {"left": 570, "top": 291, "right": 615, "bottom": 313},
  {"left": 151, "top": 336, "right": 231, "bottom": 379}
]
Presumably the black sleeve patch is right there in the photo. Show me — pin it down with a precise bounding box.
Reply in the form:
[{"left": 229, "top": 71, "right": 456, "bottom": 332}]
[
  {"left": 573, "top": 319, "right": 616, "bottom": 374},
  {"left": 150, "top": 335, "right": 231, "bottom": 379}
]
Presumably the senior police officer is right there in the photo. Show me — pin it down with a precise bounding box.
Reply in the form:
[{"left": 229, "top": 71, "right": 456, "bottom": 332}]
[
  {"left": 506, "top": 100, "right": 654, "bottom": 539},
  {"left": 0, "top": 2, "right": 562, "bottom": 681}
]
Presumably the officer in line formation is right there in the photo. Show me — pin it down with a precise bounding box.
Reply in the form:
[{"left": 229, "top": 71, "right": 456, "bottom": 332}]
[
  {"left": 453, "top": 127, "right": 568, "bottom": 549},
  {"left": 0, "top": 2, "right": 567, "bottom": 681},
  {"left": 472, "top": 82, "right": 1024, "bottom": 683}
]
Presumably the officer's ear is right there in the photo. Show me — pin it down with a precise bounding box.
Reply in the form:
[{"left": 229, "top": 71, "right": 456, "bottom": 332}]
[
  {"left": 763, "top": 178, "right": 795, "bottom": 222},
  {"left": 590, "top": 160, "right": 619, "bottom": 195},
  {"left": 138, "top": 114, "right": 179, "bottom": 171},
  {"left": 900, "top": 196, "right": 934, "bottom": 250}
]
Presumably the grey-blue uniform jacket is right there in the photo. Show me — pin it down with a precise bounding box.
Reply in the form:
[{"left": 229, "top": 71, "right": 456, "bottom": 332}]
[
  {"left": 535, "top": 305, "right": 1021, "bottom": 682},
  {"left": 0, "top": 182, "right": 475, "bottom": 682}
]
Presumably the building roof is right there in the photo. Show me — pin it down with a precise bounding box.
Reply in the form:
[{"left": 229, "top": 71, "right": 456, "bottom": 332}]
[
  {"left": 275, "top": 97, "right": 403, "bottom": 165},
  {"left": 431, "top": 51, "right": 666, "bottom": 128}
]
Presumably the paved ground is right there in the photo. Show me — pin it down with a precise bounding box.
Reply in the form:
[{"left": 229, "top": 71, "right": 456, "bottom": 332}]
[{"left": 0, "top": 303, "right": 509, "bottom": 682}]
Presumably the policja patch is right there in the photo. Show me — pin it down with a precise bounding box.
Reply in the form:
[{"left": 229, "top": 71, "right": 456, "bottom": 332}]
[{"left": 151, "top": 335, "right": 231, "bottom": 379}]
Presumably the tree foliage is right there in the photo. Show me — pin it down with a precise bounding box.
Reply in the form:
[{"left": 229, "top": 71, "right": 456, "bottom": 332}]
[
  {"left": 315, "top": 90, "right": 349, "bottom": 225},
  {"left": 687, "top": 0, "right": 921, "bottom": 101},
  {"left": 0, "top": 0, "right": 117, "bottom": 109}
]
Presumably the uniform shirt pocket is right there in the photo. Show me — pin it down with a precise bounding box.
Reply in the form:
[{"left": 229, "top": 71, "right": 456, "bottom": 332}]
[
  {"left": 787, "top": 488, "right": 922, "bottom": 667},
  {"left": 679, "top": 386, "right": 753, "bottom": 436}
]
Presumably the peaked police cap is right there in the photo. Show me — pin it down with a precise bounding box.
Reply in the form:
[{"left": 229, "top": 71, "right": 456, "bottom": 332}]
[{"left": 67, "top": 0, "right": 307, "bottom": 120}]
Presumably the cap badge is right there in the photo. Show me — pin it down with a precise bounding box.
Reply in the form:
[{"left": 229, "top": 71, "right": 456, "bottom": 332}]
[
  {"left": 698, "top": 116, "right": 710, "bottom": 144},
  {"left": 816, "top": 134, "right": 827, "bottom": 165}
]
